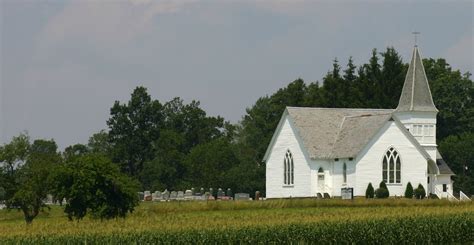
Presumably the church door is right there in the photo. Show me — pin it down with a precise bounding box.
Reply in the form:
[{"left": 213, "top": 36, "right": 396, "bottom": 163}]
[{"left": 317, "top": 167, "right": 325, "bottom": 192}]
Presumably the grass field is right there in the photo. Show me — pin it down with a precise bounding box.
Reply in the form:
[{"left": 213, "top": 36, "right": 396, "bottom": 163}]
[{"left": 0, "top": 199, "right": 473, "bottom": 244}]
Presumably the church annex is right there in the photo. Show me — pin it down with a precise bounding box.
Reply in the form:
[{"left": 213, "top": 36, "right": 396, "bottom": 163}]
[{"left": 263, "top": 46, "right": 455, "bottom": 199}]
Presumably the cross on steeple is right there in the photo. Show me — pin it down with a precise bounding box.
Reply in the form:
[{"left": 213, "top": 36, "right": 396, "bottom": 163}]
[{"left": 412, "top": 31, "right": 420, "bottom": 47}]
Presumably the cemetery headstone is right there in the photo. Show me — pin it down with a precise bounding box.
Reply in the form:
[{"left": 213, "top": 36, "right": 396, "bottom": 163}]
[
  {"left": 170, "top": 191, "right": 178, "bottom": 200},
  {"left": 153, "top": 191, "right": 162, "bottom": 201},
  {"left": 217, "top": 188, "right": 224, "bottom": 199},
  {"left": 138, "top": 192, "right": 144, "bottom": 201},
  {"left": 255, "top": 191, "right": 260, "bottom": 201},
  {"left": 144, "top": 191, "right": 152, "bottom": 201},
  {"left": 177, "top": 191, "right": 185, "bottom": 201},
  {"left": 162, "top": 190, "right": 170, "bottom": 201},
  {"left": 184, "top": 190, "right": 193, "bottom": 200},
  {"left": 226, "top": 188, "right": 232, "bottom": 198},
  {"left": 234, "top": 193, "right": 250, "bottom": 201}
]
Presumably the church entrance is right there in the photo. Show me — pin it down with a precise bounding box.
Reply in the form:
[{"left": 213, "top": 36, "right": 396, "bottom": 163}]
[{"left": 317, "top": 167, "right": 325, "bottom": 192}]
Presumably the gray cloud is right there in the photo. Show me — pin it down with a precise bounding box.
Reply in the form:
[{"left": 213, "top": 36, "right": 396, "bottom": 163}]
[{"left": 1, "top": 0, "right": 472, "bottom": 148}]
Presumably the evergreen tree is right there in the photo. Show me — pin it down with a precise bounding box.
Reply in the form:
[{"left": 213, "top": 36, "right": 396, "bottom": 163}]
[
  {"left": 404, "top": 182, "right": 414, "bottom": 198},
  {"left": 365, "top": 183, "right": 374, "bottom": 198}
]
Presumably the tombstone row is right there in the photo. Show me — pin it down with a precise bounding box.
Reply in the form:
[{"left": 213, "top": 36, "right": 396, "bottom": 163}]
[{"left": 138, "top": 188, "right": 258, "bottom": 202}]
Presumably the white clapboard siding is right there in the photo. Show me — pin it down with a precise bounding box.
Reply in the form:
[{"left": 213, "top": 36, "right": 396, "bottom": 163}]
[
  {"left": 266, "top": 116, "right": 312, "bottom": 198},
  {"left": 355, "top": 121, "right": 427, "bottom": 196}
]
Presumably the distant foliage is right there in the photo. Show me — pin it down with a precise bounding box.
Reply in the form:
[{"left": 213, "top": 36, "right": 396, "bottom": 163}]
[
  {"left": 365, "top": 183, "right": 374, "bottom": 198},
  {"left": 405, "top": 182, "right": 414, "bottom": 199},
  {"left": 414, "top": 184, "right": 426, "bottom": 199}
]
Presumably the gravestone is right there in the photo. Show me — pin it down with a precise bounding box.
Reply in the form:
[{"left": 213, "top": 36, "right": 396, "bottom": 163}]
[
  {"left": 255, "top": 191, "right": 261, "bottom": 201},
  {"left": 177, "top": 191, "right": 185, "bottom": 201},
  {"left": 184, "top": 190, "right": 193, "bottom": 200},
  {"left": 226, "top": 188, "right": 232, "bottom": 198},
  {"left": 138, "top": 192, "right": 144, "bottom": 201},
  {"left": 217, "top": 188, "right": 224, "bottom": 199},
  {"left": 170, "top": 191, "right": 178, "bottom": 200},
  {"left": 234, "top": 193, "right": 250, "bottom": 201},
  {"left": 162, "top": 190, "right": 170, "bottom": 201},
  {"left": 153, "top": 191, "right": 162, "bottom": 201},
  {"left": 45, "top": 194, "right": 54, "bottom": 205},
  {"left": 209, "top": 188, "right": 214, "bottom": 198},
  {"left": 144, "top": 191, "right": 152, "bottom": 201},
  {"left": 191, "top": 188, "right": 195, "bottom": 195}
]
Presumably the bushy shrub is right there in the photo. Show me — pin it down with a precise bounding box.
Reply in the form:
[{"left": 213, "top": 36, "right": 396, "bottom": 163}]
[
  {"left": 375, "top": 188, "right": 389, "bottom": 198},
  {"left": 365, "top": 183, "right": 374, "bottom": 198},
  {"left": 414, "top": 184, "right": 426, "bottom": 199},
  {"left": 379, "top": 181, "right": 390, "bottom": 197},
  {"left": 404, "top": 182, "right": 414, "bottom": 199}
]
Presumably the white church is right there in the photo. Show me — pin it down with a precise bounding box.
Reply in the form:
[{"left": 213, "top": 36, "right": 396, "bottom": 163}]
[{"left": 264, "top": 46, "right": 456, "bottom": 199}]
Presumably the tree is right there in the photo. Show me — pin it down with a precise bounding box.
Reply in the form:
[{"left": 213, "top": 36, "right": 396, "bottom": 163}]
[
  {"left": 404, "top": 182, "right": 414, "bottom": 199},
  {"left": 107, "top": 86, "right": 163, "bottom": 176},
  {"left": 51, "top": 154, "right": 139, "bottom": 220},
  {"left": 0, "top": 187, "right": 5, "bottom": 202},
  {"left": 379, "top": 47, "right": 407, "bottom": 108},
  {"left": 7, "top": 139, "right": 61, "bottom": 224},
  {"left": 183, "top": 138, "right": 239, "bottom": 190},
  {"left": 365, "top": 183, "right": 374, "bottom": 198},
  {"left": 439, "top": 132, "right": 474, "bottom": 195},
  {"left": 88, "top": 130, "right": 112, "bottom": 155},
  {"left": 424, "top": 59, "right": 473, "bottom": 140}
]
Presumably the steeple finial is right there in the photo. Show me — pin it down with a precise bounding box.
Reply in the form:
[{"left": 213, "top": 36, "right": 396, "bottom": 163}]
[{"left": 412, "top": 31, "right": 420, "bottom": 47}]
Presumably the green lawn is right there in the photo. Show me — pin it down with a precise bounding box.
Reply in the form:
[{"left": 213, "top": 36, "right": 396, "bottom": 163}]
[{"left": 1, "top": 199, "right": 473, "bottom": 244}]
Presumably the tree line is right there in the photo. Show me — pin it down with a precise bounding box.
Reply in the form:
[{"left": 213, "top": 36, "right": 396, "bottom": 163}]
[{"left": 0, "top": 47, "right": 472, "bottom": 223}]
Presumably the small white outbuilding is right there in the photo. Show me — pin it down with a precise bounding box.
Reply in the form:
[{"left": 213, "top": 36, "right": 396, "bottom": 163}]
[{"left": 264, "top": 46, "right": 455, "bottom": 199}]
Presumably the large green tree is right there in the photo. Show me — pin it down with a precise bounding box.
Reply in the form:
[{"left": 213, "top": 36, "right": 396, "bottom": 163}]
[
  {"left": 50, "top": 154, "right": 139, "bottom": 220},
  {"left": 1, "top": 138, "right": 61, "bottom": 224},
  {"left": 107, "top": 87, "right": 163, "bottom": 176}
]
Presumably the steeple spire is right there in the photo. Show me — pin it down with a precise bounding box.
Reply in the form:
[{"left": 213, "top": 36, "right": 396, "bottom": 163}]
[{"left": 396, "top": 46, "right": 438, "bottom": 112}]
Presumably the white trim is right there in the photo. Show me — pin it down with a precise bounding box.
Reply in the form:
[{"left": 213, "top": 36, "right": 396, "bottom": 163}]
[{"left": 410, "top": 47, "right": 416, "bottom": 110}]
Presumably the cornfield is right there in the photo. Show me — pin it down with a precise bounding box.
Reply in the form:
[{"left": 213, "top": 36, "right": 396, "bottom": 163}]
[{"left": 1, "top": 199, "right": 473, "bottom": 244}]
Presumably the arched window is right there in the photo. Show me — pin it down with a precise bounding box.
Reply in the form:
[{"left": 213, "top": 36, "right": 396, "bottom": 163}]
[
  {"left": 383, "top": 147, "right": 401, "bottom": 184},
  {"left": 343, "top": 162, "right": 347, "bottom": 184},
  {"left": 284, "top": 150, "right": 294, "bottom": 185}
]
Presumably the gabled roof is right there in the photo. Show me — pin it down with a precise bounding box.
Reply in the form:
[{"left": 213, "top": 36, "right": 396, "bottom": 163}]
[
  {"left": 436, "top": 150, "right": 455, "bottom": 175},
  {"left": 262, "top": 107, "right": 436, "bottom": 162},
  {"left": 285, "top": 107, "right": 393, "bottom": 159},
  {"left": 396, "top": 46, "right": 438, "bottom": 112}
]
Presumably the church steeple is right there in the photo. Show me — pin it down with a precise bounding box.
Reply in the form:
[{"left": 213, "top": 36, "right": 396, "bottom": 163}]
[{"left": 396, "top": 46, "right": 438, "bottom": 112}]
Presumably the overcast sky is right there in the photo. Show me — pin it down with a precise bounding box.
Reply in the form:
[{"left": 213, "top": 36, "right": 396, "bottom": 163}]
[{"left": 1, "top": 0, "right": 472, "bottom": 149}]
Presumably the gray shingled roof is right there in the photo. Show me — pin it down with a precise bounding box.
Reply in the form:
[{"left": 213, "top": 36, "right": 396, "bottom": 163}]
[
  {"left": 287, "top": 107, "right": 393, "bottom": 159},
  {"left": 436, "top": 150, "right": 455, "bottom": 175},
  {"left": 396, "top": 47, "right": 438, "bottom": 112}
]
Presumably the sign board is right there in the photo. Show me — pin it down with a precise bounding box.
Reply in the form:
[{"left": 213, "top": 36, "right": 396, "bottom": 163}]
[{"left": 341, "top": 187, "right": 353, "bottom": 200}]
